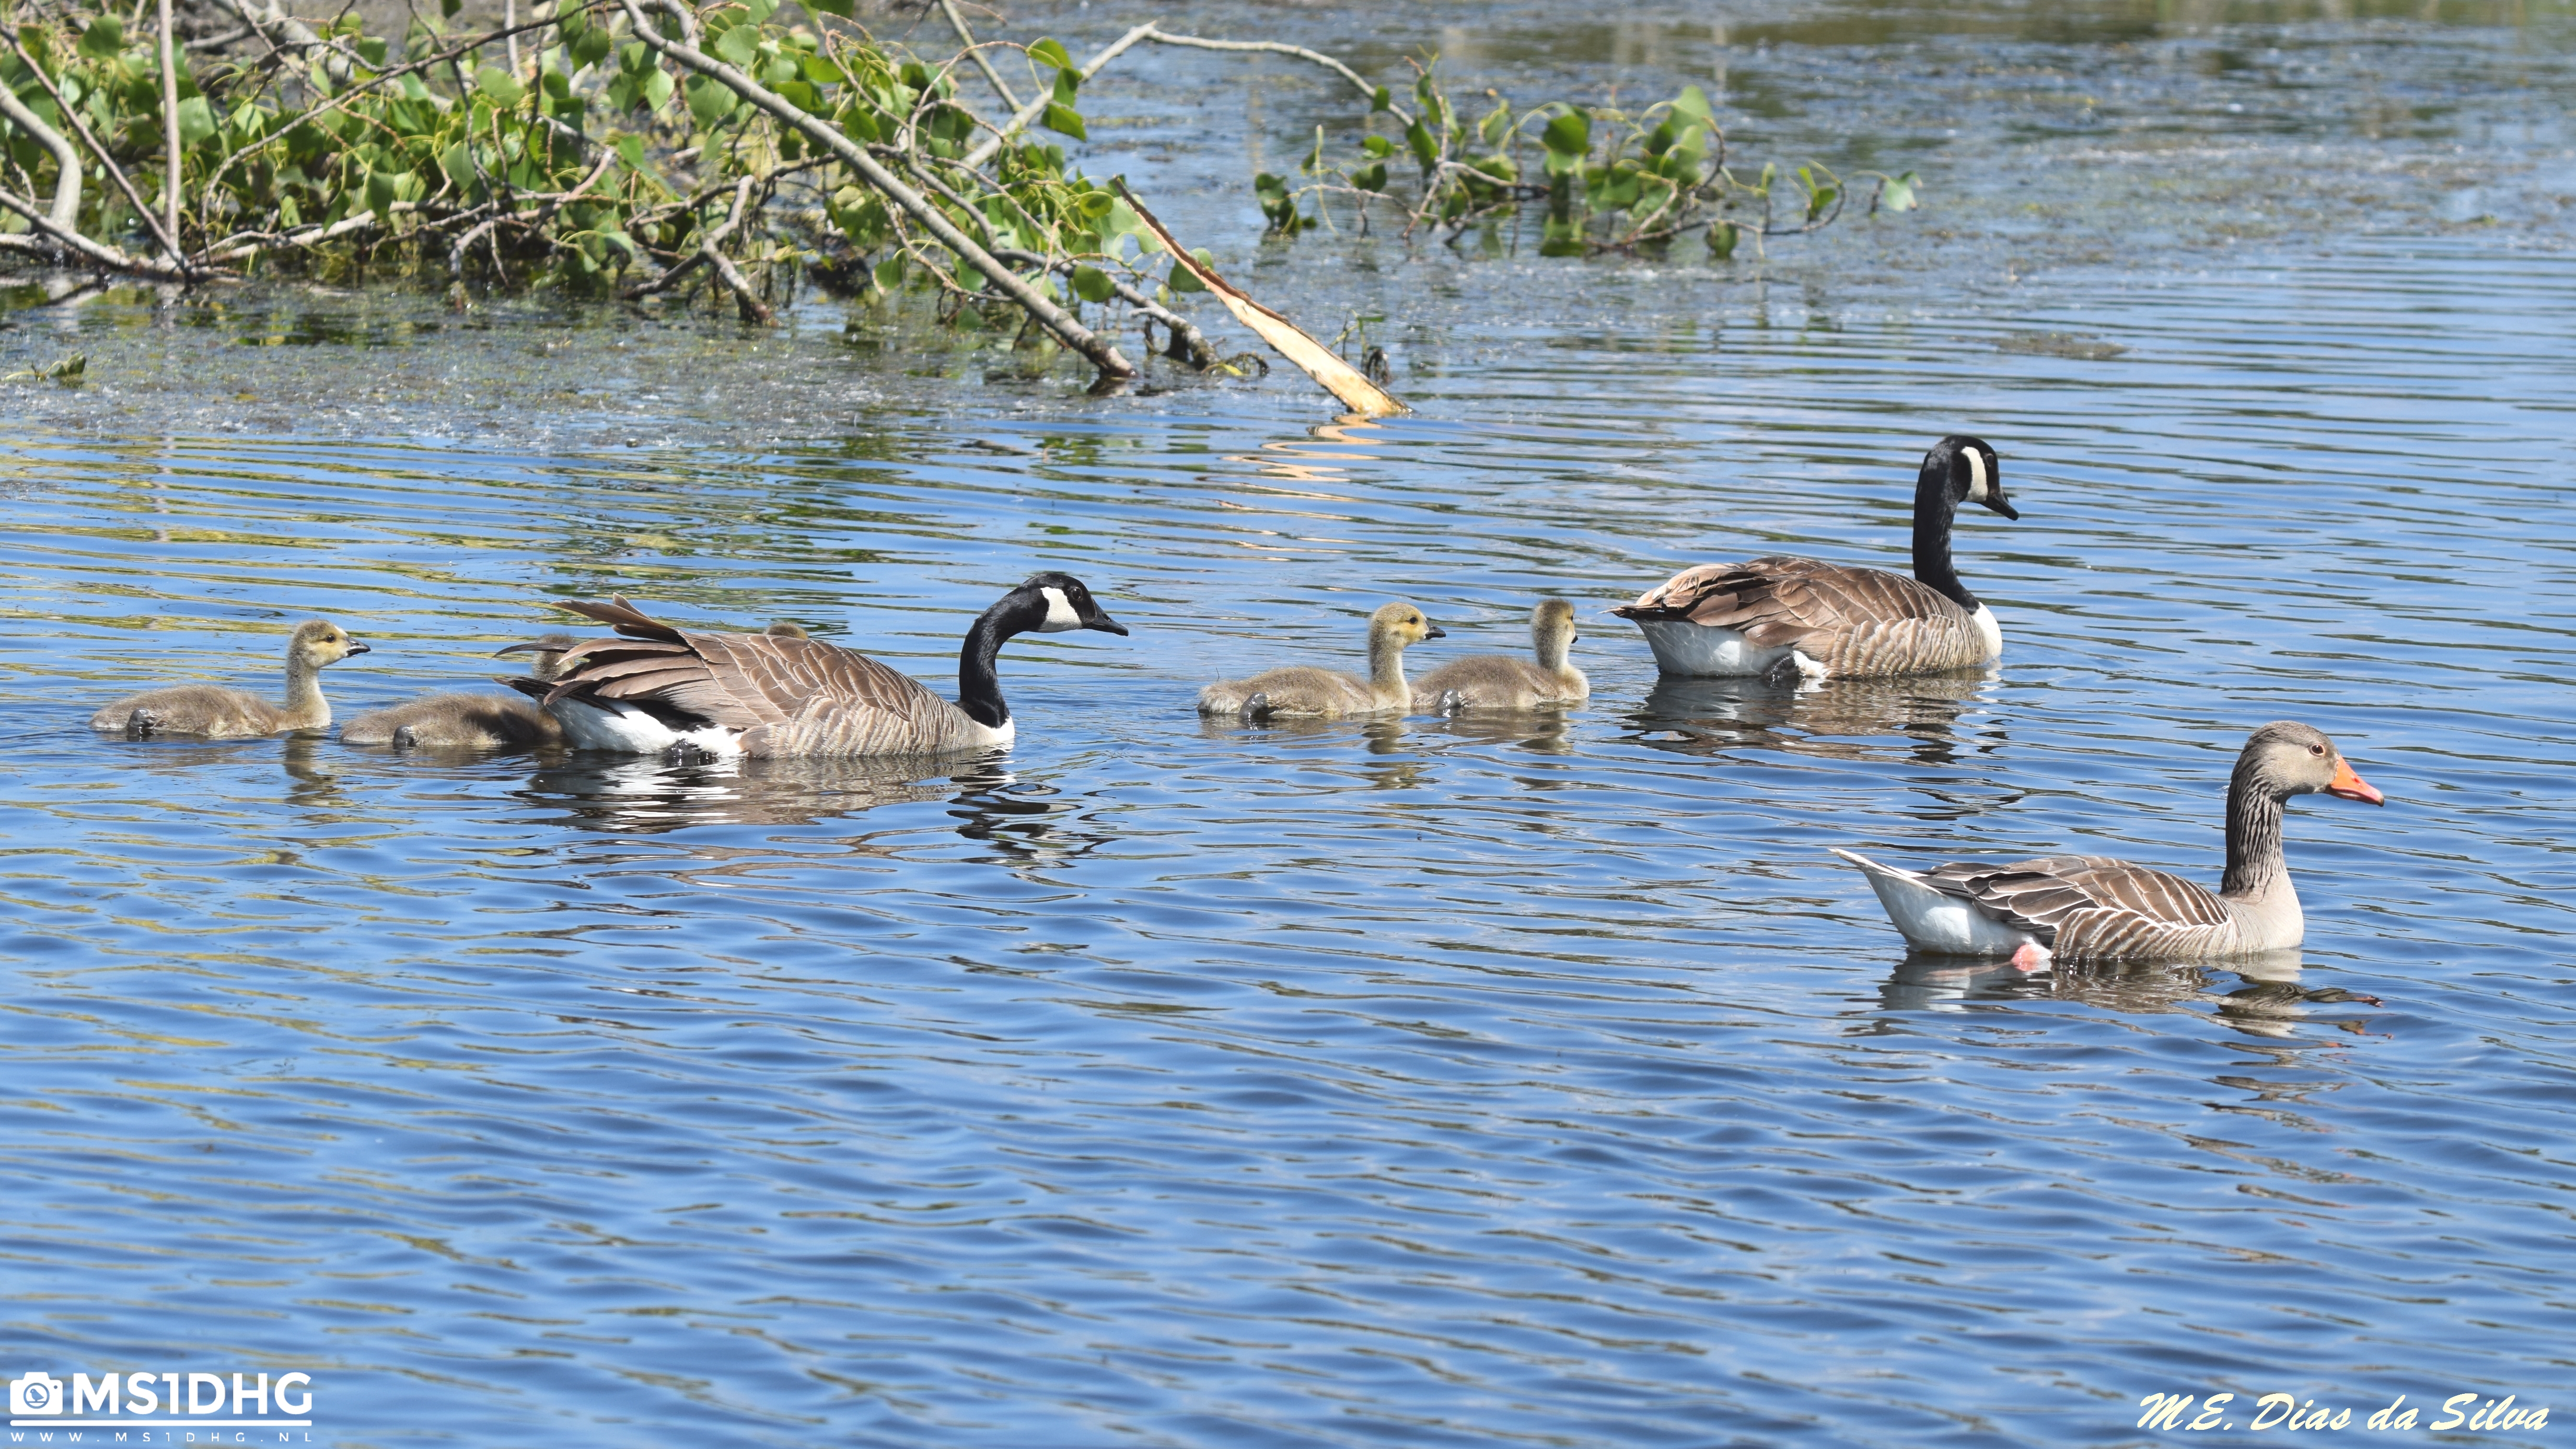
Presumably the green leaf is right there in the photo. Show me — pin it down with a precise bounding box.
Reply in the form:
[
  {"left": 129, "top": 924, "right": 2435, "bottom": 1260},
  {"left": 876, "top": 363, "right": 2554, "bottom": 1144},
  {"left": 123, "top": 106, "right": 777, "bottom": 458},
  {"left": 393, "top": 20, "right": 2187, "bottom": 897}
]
[
  {"left": 475, "top": 65, "right": 524, "bottom": 107},
  {"left": 1360, "top": 134, "right": 1395, "bottom": 159},
  {"left": 356, "top": 35, "right": 387, "bottom": 66},
  {"left": 1352, "top": 161, "right": 1386, "bottom": 193},
  {"left": 77, "top": 16, "right": 123, "bottom": 58},
  {"left": 1671, "top": 84, "right": 1713, "bottom": 124},
  {"left": 1806, "top": 185, "right": 1837, "bottom": 221},
  {"left": 686, "top": 75, "right": 737, "bottom": 126},
  {"left": 569, "top": 24, "right": 610, "bottom": 68},
  {"left": 1878, "top": 170, "right": 1919, "bottom": 212},
  {"left": 743, "top": 0, "right": 778, "bottom": 24},
  {"left": 841, "top": 104, "right": 881, "bottom": 143},
  {"left": 1370, "top": 85, "right": 1391, "bottom": 113},
  {"left": 1027, "top": 37, "right": 1071, "bottom": 70},
  {"left": 1477, "top": 99, "right": 1511, "bottom": 149},
  {"left": 1541, "top": 109, "right": 1589, "bottom": 156},
  {"left": 172, "top": 96, "right": 216, "bottom": 144},
  {"left": 1404, "top": 118, "right": 1435, "bottom": 169},
  {"left": 1042, "top": 101, "right": 1085, "bottom": 141},
  {"left": 1069, "top": 264, "right": 1114, "bottom": 303},
  {"left": 365, "top": 168, "right": 398, "bottom": 213},
  {"left": 872, "top": 254, "right": 905, "bottom": 291},
  {"left": 1165, "top": 247, "right": 1213, "bottom": 293},
  {"left": 713, "top": 24, "right": 758, "bottom": 66},
  {"left": 1052, "top": 66, "right": 1079, "bottom": 104},
  {"left": 1707, "top": 219, "right": 1740, "bottom": 259},
  {"left": 645, "top": 67, "right": 673, "bottom": 110}
]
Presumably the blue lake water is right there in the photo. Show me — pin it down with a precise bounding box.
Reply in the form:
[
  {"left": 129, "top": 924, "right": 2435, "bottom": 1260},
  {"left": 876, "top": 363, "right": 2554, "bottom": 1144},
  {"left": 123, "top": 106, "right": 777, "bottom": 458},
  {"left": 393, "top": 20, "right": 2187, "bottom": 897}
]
[{"left": 1, "top": 1, "right": 2571, "bottom": 1444}]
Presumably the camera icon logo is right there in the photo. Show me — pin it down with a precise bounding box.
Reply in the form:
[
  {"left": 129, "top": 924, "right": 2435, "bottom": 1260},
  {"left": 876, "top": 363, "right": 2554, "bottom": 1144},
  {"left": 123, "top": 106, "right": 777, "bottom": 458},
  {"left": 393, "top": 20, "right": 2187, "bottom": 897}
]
[{"left": 9, "top": 1371, "right": 64, "bottom": 1415}]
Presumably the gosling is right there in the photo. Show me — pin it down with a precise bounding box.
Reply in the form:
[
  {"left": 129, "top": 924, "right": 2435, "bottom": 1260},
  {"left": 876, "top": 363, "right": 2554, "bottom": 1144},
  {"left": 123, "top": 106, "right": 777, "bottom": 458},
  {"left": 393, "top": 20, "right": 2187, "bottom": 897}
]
[
  {"left": 1411, "top": 598, "right": 1590, "bottom": 713},
  {"left": 89, "top": 619, "right": 371, "bottom": 738},
  {"left": 1197, "top": 602, "right": 1445, "bottom": 721},
  {"left": 341, "top": 633, "right": 586, "bottom": 750}
]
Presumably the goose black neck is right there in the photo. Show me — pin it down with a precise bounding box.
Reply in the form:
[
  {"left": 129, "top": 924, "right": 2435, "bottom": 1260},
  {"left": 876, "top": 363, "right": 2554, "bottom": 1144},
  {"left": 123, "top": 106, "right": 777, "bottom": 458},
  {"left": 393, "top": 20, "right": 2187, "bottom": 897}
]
[
  {"left": 956, "top": 601, "right": 1023, "bottom": 729},
  {"left": 2221, "top": 759, "right": 2289, "bottom": 898},
  {"left": 1910, "top": 470, "right": 1976, "bottom": 612}
]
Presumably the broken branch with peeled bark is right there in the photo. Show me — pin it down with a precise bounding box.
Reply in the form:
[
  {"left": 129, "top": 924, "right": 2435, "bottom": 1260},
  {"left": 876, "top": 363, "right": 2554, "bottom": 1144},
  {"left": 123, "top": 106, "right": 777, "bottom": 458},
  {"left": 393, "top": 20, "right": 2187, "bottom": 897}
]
[{"left": 1116, "top": 182, "right": 1406, "bottom": 417}]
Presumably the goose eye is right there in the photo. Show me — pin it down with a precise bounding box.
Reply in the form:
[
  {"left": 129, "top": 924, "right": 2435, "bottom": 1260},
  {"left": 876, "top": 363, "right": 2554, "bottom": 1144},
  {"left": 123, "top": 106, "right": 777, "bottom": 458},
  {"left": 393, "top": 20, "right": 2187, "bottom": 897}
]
[{"left": 2309, "top": 743, "right": 2325, "bottom": 756}]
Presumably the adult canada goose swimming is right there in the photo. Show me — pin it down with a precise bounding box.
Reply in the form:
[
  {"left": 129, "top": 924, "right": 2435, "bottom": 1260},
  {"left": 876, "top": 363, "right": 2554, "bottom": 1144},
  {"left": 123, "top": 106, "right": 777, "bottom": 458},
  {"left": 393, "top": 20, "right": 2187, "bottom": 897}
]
[
  {"left": 341, "top": 633, "right": 585, "bottom": 749},
  {"left": 1411, "top": 599, "right": 1589, "bottom": 713},
  {"left": 88, "top": 620, "right": 371, "bottom": 737},
  {"left": 1613, "top": 436, "right": 2016, "bottom": 680},
  {"left": 1197, "top": 602, "right": 1444, "bottom": 721},
  {"left": 514, "top": 573, "right": 1127, "bottom": 758},
  {"left": 1832, "top": 722, "right": 2385, "bottom": 967}
]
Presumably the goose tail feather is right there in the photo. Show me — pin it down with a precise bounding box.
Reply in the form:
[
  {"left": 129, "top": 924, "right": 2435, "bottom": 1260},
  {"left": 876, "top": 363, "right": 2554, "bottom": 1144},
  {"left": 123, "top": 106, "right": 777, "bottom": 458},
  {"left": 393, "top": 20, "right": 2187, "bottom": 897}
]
[{"left": 1830, "top": 846, "right": 2041, "bottom": 958}]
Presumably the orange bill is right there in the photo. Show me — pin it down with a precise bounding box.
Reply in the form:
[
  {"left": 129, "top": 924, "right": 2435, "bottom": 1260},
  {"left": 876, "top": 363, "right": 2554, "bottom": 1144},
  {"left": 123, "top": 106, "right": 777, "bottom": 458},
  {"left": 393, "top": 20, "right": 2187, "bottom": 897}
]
[{"left": 2326, "top": 758, "right": 2385, "bottom": 805}]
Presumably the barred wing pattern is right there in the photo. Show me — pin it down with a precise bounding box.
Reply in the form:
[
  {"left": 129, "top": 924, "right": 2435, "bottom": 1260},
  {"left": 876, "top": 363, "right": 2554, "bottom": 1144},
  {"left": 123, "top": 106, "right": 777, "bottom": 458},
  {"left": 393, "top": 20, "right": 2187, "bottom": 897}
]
[
  {"left": 1618, "top": 557, "right": 1991, "bottom": 675},
  {"left": 1924, "top": 854, "right": 2248, "bottom": 958},
  {"left": 543, "top": 597, "right": 984, "bottom": 758}
]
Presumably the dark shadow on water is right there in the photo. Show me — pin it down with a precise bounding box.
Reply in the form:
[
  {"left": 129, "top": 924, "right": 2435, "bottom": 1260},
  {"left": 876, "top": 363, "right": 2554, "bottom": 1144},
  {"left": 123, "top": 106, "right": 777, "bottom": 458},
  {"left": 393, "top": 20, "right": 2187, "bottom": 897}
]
[{"left": 1625, "top": 671, "right": 2004, "bottom": 767}]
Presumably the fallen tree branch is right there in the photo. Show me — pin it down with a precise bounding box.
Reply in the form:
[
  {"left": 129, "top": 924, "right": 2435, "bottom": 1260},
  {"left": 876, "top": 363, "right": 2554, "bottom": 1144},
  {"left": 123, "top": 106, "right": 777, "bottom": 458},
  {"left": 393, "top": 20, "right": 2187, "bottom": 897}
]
[
  {"left": 940, "top": 0, "right": 1021, "bottom": 111},
  {"left": 0, "top": 184, "right": 203, "bottom": 278},
  {"left": 961, "top": 23, "right": 1407, "bottom": 171},
  {"left": 990, "top": 244, "right": 1215, "bottom": 368},
  {"left": 0, "top": 72, "right": 83, "bottom": 234},
  {"left": 1117, "top": 180, "right": 1404, "bottom": 416},
  {"left": 620, "top": 0, "right": 1132, "bottom": 376},
  {"left": 4, "top": 33, "right": 186, "bottom": 267},
  {"left": 1139, "top": 29, "right": 1411, "bottom": 127}
]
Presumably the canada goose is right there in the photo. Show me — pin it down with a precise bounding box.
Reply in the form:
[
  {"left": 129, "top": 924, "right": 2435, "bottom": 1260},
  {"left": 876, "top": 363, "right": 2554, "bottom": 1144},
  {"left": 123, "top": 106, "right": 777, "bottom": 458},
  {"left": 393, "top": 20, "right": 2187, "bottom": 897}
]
[
  {"left": 1411, "top": 598, "right": 1589, "bottom": 713},
  {"left": 1197, "top": 602, "right": 1444, "bottom": 721},
  {"left": 1832, "top": 721, "right": 2385, "bottom": 967},
  {"left": 514, "top": 573, "right": 1127, "bottom": 758},
  {"left": 1613, "top": 436, "right": 2017, "bottom": 680},
  {"left": 88, "top": 619, "right": 371, "bottom": 737},
  {"left": 341, "top": 633, "right": 586, "bottom": 749}
]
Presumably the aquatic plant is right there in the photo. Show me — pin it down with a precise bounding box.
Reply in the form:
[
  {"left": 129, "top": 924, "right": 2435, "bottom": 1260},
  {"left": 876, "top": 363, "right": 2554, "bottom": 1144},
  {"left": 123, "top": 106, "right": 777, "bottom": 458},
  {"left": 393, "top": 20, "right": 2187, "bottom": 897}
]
[
  {"left": 0, "top": 4, "right": 1916, "bottom": 394},
  {"left": 0, "top": 0, "right": 1228, "bottom": 377},
  {"left": 1263, "top": 64, "right": 1921, "bottom": 258}
]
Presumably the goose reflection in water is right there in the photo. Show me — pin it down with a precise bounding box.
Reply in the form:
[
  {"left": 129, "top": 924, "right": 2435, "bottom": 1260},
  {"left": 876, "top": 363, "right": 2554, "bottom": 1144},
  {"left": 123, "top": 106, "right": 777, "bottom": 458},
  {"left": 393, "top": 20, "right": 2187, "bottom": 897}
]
[
  {"left": 518, "top": 752, "right": 968, "bottom": 833},
  {"left": 1627, "top": 670, "right": 2003, "bottom": 768},
  {"left": 1870, "top": 951, "right": 2381, "bottom": 1040},
  {"left": 513, "top": 753, "right": 1112, "bottom": 869}
]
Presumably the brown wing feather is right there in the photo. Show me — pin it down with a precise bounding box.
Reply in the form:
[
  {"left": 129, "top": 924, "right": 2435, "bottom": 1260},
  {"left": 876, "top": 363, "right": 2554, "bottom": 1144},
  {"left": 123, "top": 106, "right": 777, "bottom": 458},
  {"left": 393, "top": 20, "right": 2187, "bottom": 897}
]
[
  {"left": 1615, "top": 556, "right": 1984, "bottom": 672},
  {"left": 536, "top": 597, "right": 963, "bottom": 753},
  {"left": 1926, "top": 853, "right": 2233, "bottom": 945}
]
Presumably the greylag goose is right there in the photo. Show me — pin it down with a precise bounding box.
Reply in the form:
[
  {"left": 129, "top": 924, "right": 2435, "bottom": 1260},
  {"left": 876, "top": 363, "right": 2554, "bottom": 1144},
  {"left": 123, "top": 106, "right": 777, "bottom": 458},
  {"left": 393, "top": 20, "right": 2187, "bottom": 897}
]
[
  {"left": 1613, "top": 435, "right": 2015, "bottom": 679},
  {"left": 342, "top": 633, "right": 585, "bottom": 749},
  {"left": 1411, "top": 599, "right": 1589, "bottom": 712},
  {"left": 1832, "top": 721, "right": 2385, "bottom": 967},
  {"left": 1197, "top": 603, "right": 1444, "bottom": 720},
  {"left": 88, "top": 620, "right": 370, "bottom": 737},
  {"left": 515, "top": 573, "right": 1126, "bottom": 758}
]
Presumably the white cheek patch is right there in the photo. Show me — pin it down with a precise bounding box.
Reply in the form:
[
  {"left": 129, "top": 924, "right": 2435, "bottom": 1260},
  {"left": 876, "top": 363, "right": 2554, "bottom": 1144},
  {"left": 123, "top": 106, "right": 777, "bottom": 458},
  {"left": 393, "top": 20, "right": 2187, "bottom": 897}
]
[
  {"left": 1964, "top": 449, "right": 1990, "bottom": 501},
  {"left": 1038, "top": 586, "right": 1081, "bottom": 632}
]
